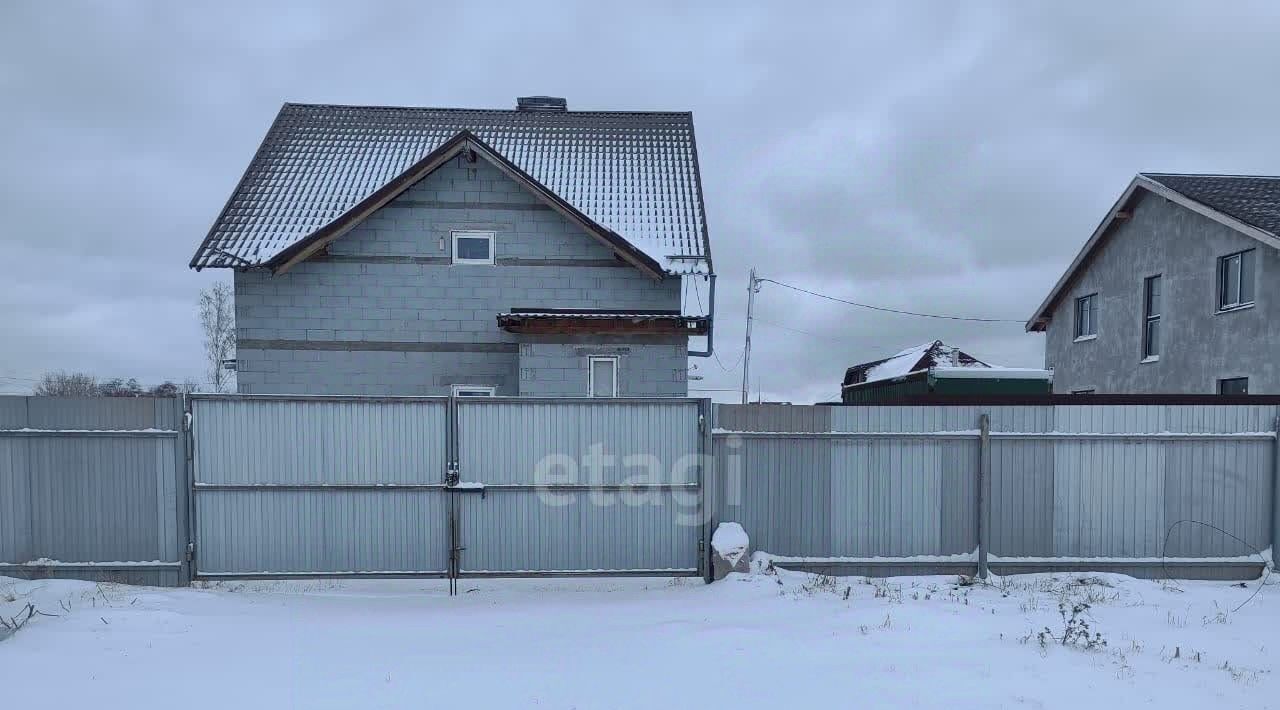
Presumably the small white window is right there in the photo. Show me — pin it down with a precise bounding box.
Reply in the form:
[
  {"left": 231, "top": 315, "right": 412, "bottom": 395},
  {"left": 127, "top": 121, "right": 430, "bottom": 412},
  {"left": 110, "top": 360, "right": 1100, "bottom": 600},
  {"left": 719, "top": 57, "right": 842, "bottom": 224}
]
[
  {"left": 589, "top": 357, "right": 618, "bottom": 398},
  {"left": 451, "top": 230, "right": 494, "bottom": 265},
  {"left": 451, "top": 385, "right": 495, "bottom": 397}
]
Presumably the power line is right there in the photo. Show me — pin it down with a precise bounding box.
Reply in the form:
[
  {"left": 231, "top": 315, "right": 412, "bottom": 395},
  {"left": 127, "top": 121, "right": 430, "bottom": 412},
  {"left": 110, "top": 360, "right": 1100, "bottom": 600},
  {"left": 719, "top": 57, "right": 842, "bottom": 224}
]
[
  {"left": 754, "top": 318, "right": 895, "bottom": 345},
  {"left": 705, "top": 320, "right": 892, "bottom": 379},
  {"left": 757, "top": 278, "right": 1025, "bottom": 323},
  {"left": 712, "top": 347, "right": 745, "bottom": 373},
  {"left": 691, "top": 276, "right": 743, "bottom": 372}
]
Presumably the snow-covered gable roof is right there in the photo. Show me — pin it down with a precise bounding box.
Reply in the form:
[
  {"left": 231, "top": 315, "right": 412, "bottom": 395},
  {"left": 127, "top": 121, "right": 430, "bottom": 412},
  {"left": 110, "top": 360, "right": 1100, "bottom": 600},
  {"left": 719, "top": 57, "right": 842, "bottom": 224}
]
[
  {"left": 190, "top": 101, "right": 712, "bottom": 276},
  {"left": 843, "top": 341, "right": 989, "bottom": 388}
]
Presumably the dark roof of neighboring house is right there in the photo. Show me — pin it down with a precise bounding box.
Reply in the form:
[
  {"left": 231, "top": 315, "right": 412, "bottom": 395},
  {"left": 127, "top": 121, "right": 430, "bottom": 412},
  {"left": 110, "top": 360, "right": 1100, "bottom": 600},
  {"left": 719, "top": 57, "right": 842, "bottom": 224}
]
[
  {"left": 1026, "top": 173, "right": 1280, "bottom": 331},
  {"left": 842, "top": 341, "right": 988, "bottom": 389},
  {"left": 1142, "top": 173, "right": 1280, "bottom": 237},
  {"left": 190, "top": 101, "right": 712, "bottom": 276}
]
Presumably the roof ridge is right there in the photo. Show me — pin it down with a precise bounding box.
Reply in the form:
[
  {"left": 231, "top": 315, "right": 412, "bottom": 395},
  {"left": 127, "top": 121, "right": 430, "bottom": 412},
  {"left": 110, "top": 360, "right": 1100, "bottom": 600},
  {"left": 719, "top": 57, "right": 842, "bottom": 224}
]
[
  {"left": 1141, "top": 172, "right": 1280, "bottom": 180},
  {"left": 282, "top": 101, "right": 693, "bottom": 117}
]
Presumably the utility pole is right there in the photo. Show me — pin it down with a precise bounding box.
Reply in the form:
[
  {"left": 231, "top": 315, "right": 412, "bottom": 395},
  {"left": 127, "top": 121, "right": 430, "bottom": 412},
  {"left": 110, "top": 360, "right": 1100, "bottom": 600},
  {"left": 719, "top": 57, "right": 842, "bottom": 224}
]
[{"left": 741, "top": 268, "right": 761, "bottom": 404}]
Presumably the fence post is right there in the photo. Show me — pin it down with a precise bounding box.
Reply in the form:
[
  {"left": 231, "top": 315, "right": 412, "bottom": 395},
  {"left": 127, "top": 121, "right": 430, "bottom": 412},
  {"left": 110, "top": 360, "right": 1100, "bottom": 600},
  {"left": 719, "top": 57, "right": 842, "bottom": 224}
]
[
  {"left": 180, "top": 395, "right": 195, "bottom": 586},
  {"left": 978, "top": 413, "right": 990, "bottom": 579},
  {"left": 701, "top": 399, "right": 715, "bottom": 584},
  {"left": 1272, "top": 415, "right": 1280, "bottom": 567}
]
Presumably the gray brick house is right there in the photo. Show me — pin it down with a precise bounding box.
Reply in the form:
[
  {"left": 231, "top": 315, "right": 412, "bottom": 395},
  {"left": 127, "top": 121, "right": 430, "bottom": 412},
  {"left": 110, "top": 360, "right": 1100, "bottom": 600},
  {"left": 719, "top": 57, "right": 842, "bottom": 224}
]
[
  {"left": 190, "top": 98, "right": 714, "bottom": 396},
  {"left": 1027, "top": 173, "right": 1279, "bottom": 394}
]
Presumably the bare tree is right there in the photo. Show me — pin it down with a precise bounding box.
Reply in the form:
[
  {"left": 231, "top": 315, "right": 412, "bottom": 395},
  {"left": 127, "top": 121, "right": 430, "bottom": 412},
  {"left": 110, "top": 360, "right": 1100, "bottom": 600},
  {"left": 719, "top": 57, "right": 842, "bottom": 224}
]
[
  {"left": 31, "top": 373, "right": 197, "bottom": 398},
  {"left": 146, "top": 380, "right": 202, "bottom": 397},
  {"left": 32, "top": 371, "right": 99, "bottom": 397},
  {"left": 98, "top": 377, "right": 144, "bottom": 397},
  {"left": 199, "top": 282, "right": 236, "bottom": 393}
]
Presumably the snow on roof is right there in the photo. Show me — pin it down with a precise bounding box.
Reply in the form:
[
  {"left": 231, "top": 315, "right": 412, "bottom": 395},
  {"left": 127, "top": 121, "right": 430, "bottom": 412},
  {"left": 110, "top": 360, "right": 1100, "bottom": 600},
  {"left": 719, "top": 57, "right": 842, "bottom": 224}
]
[
  {"left": 191, "top": 103, "right": 712, "bottom": 275},
  {"left": 861, "top": 343, "right": 935, "bottom": 383},
  {"left": 846, "top": 340, "right": 993, "bottom": 387}
]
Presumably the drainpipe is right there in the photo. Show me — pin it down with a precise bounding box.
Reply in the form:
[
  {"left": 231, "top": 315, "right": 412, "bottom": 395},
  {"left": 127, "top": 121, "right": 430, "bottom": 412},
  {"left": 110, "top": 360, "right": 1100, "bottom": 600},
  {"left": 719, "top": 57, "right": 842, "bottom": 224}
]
[{"left": 687, "top": 273, "right": 716, "bottom": 358}]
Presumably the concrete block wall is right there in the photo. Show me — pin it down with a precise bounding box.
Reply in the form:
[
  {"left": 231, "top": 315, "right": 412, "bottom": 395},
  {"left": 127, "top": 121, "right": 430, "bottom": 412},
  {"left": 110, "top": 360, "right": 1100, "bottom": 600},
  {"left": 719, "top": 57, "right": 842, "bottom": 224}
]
[
  {"left": 234, "top": 155, "right": 687, "bottom": 396},
  {"left": 234, "top": 349, "right": 519, "bottom": 395},
  {"left": 1044, "top": 192, "right": 1279, "bottom": 394},
  {"left": 517, "top": 339, "right": 689, "bottom": 397}
]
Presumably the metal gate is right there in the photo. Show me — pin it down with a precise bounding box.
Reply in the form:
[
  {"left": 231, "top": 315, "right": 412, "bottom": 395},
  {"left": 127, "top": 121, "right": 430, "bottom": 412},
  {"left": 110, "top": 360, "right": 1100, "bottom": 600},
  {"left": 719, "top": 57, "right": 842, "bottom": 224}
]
[
  {"left": 189, "top": 395, "right": 709, "bottom": 582},
  {"left": 190, "top": 395, "right": 450, "bottom": 578},
  {"left": 450, "top": 398, "right": 708, "bottom": 578}
]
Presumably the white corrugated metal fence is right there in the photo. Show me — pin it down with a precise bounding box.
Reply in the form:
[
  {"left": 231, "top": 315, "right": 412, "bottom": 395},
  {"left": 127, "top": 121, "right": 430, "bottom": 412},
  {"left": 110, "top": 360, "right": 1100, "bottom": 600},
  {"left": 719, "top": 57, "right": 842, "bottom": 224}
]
[
  {"left": 189, "top": 395, "right": 711, "bottom": 581},
  {"left": 715, "top": 404, "right": 1279, "bottom": 579}
]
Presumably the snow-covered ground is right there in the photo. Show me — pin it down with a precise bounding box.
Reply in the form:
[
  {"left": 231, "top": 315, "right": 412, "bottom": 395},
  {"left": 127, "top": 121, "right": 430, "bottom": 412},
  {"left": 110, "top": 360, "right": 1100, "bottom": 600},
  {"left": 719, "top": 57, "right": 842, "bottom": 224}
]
[{"left": 1, "top": 564, "right": 1275, "bottom": 708}]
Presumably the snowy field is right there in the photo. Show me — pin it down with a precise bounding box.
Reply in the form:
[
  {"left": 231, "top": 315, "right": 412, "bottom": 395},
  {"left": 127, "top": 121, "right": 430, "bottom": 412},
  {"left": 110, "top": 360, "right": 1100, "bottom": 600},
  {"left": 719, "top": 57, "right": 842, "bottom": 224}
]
[{"left": 1, "top": 563, "right": 1275, "bottom": 708}]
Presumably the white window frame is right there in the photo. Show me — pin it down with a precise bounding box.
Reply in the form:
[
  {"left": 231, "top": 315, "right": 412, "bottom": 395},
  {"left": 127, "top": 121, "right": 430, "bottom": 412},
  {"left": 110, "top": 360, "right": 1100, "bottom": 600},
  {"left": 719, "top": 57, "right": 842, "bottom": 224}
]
[
  {"left": 1141, "top": 275, "right": 1161, "bottom": 361},
  {"left": 588, "top": 356, "right": 618, "bottom": 398},
  {"left": 1073, "top": 293, "right": 1098, "bottom": 341},
  {"left": 451, "top": 230, "right": 495, "bottom": 265},
  {"left": 1217, "top": 249, "right": 1255, "bottom": 311},
  {"left": 451, "top": 385, "right": 495, "bottom": 397}
]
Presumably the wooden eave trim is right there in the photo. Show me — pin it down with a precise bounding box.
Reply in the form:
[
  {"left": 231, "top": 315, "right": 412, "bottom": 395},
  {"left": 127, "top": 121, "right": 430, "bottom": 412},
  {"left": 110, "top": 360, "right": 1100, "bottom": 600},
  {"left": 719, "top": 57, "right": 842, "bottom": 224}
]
[{"left": 268, "top": 131, "right": 668, "bottom": 280}]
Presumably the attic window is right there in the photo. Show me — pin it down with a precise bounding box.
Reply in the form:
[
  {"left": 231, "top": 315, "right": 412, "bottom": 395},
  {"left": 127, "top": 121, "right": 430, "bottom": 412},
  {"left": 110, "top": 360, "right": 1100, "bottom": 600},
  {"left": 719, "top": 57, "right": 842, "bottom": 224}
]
[{"left": 452, "top": 231, "right": 494, "bottom": 265}]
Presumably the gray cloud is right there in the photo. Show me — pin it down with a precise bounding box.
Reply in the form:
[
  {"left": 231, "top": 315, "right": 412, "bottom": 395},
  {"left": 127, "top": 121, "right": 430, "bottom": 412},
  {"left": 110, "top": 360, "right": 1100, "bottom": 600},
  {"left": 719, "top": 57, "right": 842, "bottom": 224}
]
[{"left": 3, "top": 1, "right": 1278, "bottom": 400}]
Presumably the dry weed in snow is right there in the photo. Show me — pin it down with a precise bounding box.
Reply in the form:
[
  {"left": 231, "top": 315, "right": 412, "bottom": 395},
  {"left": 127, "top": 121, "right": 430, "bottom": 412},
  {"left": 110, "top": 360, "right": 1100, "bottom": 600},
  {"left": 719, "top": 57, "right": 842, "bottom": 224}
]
[{"left": 0, "top": 570, "right": 1275, "bottom": 708}]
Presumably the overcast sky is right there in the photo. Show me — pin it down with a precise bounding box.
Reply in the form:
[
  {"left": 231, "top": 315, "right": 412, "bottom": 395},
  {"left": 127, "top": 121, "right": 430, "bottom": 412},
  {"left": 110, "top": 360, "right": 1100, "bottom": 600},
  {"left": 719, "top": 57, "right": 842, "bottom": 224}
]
[{"left": 3, "top": 1, "right": 1279, "bottom": 402}]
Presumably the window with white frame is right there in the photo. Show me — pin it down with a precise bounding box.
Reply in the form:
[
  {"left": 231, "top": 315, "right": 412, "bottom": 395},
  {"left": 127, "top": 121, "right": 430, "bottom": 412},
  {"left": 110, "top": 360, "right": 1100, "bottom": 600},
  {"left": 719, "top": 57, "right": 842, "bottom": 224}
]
[
  {"left": 1217, "top": 249, "right": 1255, "bottom": 310},
  {"left": 451, "top": 230, "right": 494, "bottom": 265},
  {"left": 589, "top": 357, "right": 618, "bottom": 398},
  {"left": 1074, "top": 293, "right": 1097, "bottom": 339},
  {"left": 1142, "top": 275, "right": 1161, "bottom": 360},
  {"left": 451, "top": 385, "right": 495, "bottom": 397}
]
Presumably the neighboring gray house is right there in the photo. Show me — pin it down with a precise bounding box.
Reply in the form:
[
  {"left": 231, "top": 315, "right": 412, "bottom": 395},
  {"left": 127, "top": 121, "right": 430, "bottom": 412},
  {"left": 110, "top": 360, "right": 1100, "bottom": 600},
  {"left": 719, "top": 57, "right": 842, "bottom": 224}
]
[
  {"left": 190, "top": 98, "right": 713, "bottom": 397},
  {"left": 1028, "top": 173, "right": 1279, "bottom": 394}
]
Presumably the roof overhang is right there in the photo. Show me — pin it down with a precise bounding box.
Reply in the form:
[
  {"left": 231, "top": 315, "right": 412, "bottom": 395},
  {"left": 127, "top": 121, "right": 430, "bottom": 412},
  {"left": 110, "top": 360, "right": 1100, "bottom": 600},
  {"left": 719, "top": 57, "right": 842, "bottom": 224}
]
[
  {"left": 497, "top": 310, "right": 709, "bottom": 336},
  {"left": 264, "top": 131, "right": 667, "bottom": 279},
  {"left": 841, "top": 369, "right": 928, "bottom": 391},
  {"left": 930, "top": 367, "right": 1052, "bottom": 380},
  {"left": 1026, "top": 174, "right": 1280, "bottom": 331}
]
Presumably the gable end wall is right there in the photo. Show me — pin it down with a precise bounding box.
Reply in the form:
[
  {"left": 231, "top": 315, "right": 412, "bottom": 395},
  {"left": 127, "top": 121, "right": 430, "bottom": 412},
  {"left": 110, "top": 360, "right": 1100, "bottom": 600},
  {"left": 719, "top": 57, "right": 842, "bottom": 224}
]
[
  {"left": 1044, "top": 192, "right": 1278, "bottom": 394},
  {"left": 233, "top": 156, "right": 686, "bottom": 396}
]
